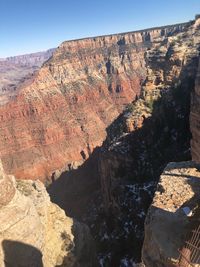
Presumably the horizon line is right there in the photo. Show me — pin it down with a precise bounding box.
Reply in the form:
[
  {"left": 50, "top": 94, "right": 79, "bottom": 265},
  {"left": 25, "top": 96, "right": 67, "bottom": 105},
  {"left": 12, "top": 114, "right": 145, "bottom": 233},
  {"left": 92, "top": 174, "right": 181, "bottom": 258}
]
[{"left": 1, "top": 16, "right": 196, "bottom": 59}]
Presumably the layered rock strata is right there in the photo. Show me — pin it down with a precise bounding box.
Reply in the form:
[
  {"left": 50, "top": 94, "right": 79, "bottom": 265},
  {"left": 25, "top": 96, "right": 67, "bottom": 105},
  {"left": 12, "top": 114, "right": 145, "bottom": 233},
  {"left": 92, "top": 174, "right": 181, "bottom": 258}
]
[
  {"left": 0, "top": 161, "right": 96, "bottom": 267},
  {"left": 0, "top": 22, "right": 191, "bottom": 181},
  {"left": 142, "top": 161, "right": 200, "bottom": 267}
]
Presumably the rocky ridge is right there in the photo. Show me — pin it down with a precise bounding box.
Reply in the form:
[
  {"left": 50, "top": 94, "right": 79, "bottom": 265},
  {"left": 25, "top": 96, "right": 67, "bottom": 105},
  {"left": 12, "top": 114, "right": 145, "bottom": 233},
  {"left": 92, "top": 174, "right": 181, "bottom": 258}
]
[
  {"left": 0, "top": 160, "right": 96, "bottom": 267},
  {"left": 0, "top": 49, "right": 55, "bottom": 105}
]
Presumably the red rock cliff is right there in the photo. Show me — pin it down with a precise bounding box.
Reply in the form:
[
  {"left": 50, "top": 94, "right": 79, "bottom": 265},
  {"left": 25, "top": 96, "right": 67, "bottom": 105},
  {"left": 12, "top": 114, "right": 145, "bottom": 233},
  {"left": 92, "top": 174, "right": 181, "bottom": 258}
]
[{"left": 0, "top": 23, "right": 190, "bottom": 181}]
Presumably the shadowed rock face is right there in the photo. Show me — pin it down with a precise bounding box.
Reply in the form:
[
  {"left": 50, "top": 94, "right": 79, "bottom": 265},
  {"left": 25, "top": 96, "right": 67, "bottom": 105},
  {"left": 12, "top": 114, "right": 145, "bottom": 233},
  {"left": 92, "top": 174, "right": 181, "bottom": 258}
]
[
  {"left": 185, "top": 18, "right": 200, "bottom": 164},
  {"left": 191, "top": 58, "right": 200, "bottom": 163},
  {"left": 0, "top": 22, "right": 191, "bottom": 181}
]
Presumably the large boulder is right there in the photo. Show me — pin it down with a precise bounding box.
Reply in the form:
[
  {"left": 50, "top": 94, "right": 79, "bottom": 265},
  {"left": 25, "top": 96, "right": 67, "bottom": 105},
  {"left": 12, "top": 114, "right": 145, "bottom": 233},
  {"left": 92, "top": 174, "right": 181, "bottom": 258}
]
[{"left": 142, "top": 161, "right": 200, "bottom": 267}]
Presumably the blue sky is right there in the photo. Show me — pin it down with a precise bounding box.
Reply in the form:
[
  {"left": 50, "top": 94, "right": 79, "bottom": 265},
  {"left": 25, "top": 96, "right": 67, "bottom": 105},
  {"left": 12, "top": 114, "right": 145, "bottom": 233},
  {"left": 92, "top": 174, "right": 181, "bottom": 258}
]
[{"left": 0, "top": 0, "right": 199, "bottom": 57}]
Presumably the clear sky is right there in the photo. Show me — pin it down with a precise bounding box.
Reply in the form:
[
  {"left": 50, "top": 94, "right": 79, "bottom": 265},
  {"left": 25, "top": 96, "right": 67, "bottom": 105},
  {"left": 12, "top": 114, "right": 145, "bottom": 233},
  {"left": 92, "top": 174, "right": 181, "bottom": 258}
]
[{"left": 0, "top": 0, "right": 199, "bottom": 57}]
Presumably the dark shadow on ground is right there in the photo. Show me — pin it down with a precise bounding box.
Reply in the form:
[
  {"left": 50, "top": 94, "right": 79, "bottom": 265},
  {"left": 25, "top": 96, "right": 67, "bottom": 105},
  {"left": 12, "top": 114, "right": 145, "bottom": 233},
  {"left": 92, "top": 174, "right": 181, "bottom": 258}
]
[
  {"left": 2, "top": 240, "right": 43, "bottom": 267},
  {"left": 48, "top": 147, "right": 101, "bottom": 219}
]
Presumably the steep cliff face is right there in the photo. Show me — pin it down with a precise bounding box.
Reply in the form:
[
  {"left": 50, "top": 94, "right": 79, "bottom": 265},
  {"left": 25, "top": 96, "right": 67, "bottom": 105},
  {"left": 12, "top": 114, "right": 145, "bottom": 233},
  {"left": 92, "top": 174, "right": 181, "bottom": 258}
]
[
  {"left": 191, "top": 57, "right": 200, "bottom": 162},
  {"left": 0, "top": 160, "right": 96, "bottom": 267},
  {"left": 181, "top": 18, "right": 200, "bottom": 163},
  {"left": 0, "top": 22, "right": 190, "bottom": 181},
  {"left": 0, "top": 49, "right": 55, "bottom": 105}
]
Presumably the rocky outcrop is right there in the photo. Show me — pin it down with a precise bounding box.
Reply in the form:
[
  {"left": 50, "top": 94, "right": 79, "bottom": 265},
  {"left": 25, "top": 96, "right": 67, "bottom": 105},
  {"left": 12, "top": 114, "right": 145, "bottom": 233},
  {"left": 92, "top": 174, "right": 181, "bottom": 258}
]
[
  {"left": 0, "top": 161, "right": 96, "bottom": 267},
  {"left": 142, "top": 161, "right": 200, "bottom": 267},
  {"left": 0, "top": 49, "right": 55, "bottom": 105},
  {"left": 4, "top": 49, "right": 55, "bottom": 66},
  {"left": 0, "top": 21, "right": 192, "bottom": 181}
]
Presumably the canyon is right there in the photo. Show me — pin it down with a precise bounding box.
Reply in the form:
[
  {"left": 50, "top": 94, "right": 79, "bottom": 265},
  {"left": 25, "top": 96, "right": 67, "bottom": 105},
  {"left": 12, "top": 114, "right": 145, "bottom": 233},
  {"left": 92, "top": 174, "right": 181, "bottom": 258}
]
[
  {"left": 0, "top": 21, "right": 190, "bottom": 181},
  {"left": 47, "top": 16, "right": 200, "bottom": 266},
  {"left": 0, "top": 14, "right": 200, "bottom": 267}
]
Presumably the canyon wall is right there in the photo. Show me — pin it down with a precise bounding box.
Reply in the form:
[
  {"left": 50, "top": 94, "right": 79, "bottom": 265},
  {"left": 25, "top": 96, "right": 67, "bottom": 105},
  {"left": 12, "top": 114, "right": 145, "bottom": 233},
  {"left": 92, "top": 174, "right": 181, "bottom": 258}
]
[
  {"left": 183, "top": 17, "right": 200, "bottom": 163},
  {"left": 0, "top": 22, "right": 191, "bottom": 181},
  {"left": 191, "top": 57, "right": 200, "bottom": 162},
  {"left": 0, "top": 160, "right": 96, "bottom": 267}
]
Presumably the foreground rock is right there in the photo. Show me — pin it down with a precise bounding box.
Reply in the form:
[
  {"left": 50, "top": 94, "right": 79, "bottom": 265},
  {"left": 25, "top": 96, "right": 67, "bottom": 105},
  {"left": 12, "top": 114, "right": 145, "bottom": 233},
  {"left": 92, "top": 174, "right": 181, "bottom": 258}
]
[
  {"left": 0, "top": 161, "right": 96, "bottom": 267},
  {"left": 142, "top": 161, "right": 200, "bottom": 267}
]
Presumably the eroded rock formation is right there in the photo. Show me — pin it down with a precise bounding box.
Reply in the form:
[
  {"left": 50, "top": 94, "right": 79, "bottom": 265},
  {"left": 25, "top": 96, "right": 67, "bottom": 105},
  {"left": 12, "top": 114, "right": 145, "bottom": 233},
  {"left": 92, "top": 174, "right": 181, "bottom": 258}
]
[
  {"left": 0, "top": 160, "right": 96, "bottom": 267},
  {"left": 142, "top": 161, "right": 200, "bottom": 267},
  {"left": 0, "top": 22, "right": 191, "bottom": 181}
]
